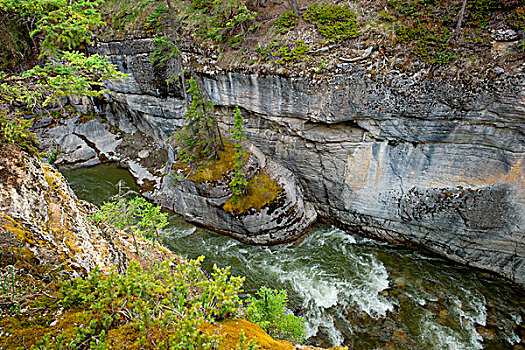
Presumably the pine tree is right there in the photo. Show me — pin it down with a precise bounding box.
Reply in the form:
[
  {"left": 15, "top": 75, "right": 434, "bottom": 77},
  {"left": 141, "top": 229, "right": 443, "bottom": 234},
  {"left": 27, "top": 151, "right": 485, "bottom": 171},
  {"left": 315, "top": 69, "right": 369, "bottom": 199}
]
[
  {"left": 176, "top": 77, "right": 223, "bottom": 162},
  {"left": 229, "top": 106, "right": 248, "bottom": 199}
]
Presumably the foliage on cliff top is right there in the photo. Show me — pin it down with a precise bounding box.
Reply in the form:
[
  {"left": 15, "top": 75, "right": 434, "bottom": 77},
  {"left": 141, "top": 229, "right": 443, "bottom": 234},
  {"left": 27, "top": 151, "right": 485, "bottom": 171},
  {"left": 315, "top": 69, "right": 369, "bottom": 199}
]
[
  {"left": 0, "top": 0, "right": 125, "bottom": 156},
  {"left": 303, "top": 2, "right": 359, "bottom": 43},
  {"left": 104, "top": 0, "right": 524, "bottom": 77}
]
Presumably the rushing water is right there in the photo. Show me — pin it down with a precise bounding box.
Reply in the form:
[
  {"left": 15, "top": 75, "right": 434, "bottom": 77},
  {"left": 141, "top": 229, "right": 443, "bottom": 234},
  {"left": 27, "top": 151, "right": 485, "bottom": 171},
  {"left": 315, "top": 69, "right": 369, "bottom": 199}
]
[{"left": 61, "top": 164, "right": 525, "bottom": 349}]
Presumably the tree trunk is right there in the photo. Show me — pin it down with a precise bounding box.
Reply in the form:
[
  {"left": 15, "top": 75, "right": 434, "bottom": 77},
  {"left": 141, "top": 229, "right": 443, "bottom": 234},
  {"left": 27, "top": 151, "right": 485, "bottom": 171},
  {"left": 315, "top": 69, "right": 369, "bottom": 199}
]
[{"left": 456, "top": 0, "right": 468, "bottom": 32}]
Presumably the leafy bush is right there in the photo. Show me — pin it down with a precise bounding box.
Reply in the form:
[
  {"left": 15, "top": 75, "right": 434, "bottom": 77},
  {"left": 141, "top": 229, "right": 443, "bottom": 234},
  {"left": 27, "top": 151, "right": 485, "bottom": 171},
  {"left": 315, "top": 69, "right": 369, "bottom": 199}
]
[
  {"left": 0, "top": 114, "right": 37, "bottom": 154},
  {"left": 92, "top": 196, "right": 168, "bottom": 250},
  {"left": 36, "top": 257, "right": 244, "bottom": 348},
  {"left": 29, "top": 0, "right": 104, "bottom": 55},
  {"left": 275, "top": 10, "right": 297, "bottom": 34},
  {"left": 303, "top": 2, "right": 359, "bottom": 42},
  {"left": 246, "top": 287, "right": 306, "bottom": 344},
  {"left": 0, "top": 0, "right": 105, "bottom": 58}
]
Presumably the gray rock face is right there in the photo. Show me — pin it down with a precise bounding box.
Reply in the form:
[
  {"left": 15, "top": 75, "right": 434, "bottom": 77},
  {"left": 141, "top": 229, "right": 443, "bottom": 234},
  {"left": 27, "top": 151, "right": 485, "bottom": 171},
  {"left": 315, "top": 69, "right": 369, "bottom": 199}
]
[
  {"left": 156, "top": 145, "right": 317, "bottom": 245},
  {"left": 35, "top": 112, "right": 167, "bottom": 192},
  {"left": 89, "top": 40, "right": 525, "bottom": 286}
]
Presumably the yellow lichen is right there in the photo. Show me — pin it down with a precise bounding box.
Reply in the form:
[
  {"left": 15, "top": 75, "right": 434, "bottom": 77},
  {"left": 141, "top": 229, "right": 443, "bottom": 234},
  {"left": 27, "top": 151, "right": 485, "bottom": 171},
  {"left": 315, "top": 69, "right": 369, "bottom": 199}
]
[
  {"left": 201, "top": 319, "right": 295, "bottom": 350},
  {"left": 0, "top": 214, "right": 34, "bottom": 245},
  {"left": 201, "top": 319, "right": 347, "bottom": 350}
]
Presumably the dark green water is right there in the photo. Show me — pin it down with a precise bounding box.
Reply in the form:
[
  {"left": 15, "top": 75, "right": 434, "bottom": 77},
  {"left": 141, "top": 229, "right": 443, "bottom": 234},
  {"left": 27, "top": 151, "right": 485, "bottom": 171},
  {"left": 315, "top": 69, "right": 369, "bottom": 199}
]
[
  {"left": 60, "top": 163, "right": 139, "bottom": 207},
  {"left": 61, "top": 164, "right": 525, "bottom": 349}
]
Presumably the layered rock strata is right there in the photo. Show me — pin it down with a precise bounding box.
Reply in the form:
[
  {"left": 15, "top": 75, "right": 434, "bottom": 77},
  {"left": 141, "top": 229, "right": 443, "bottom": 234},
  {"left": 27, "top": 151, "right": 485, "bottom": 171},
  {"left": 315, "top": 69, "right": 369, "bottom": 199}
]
[{"left": 48, "top": 39, "right": 524, "bottom": 285}]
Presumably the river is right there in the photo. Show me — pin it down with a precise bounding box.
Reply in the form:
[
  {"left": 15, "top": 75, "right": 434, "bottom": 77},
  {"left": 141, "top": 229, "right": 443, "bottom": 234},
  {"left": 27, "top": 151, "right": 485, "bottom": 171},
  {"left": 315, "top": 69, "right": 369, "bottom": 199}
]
[{"left": 61, "top": 164, "right": 524, "bottom": 349}]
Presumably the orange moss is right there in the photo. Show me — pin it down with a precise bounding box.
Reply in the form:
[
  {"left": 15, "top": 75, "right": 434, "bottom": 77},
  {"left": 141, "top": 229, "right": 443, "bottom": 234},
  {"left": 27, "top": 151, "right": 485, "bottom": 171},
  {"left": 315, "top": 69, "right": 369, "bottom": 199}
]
[
  {"left": 201, "top": 319, "right": 347, "bottom": 350},
  {"left": 172, "top": 141, "right": 249, "bottom": 183},
  {"left": 223, "top": 171, "right": 282, "bottom": 214},
  {"left": 107, "top": 324, "right": 142, "bottom": 349},
  {"left": 201, "top": 319, "right": 296, "bottom": 350}
]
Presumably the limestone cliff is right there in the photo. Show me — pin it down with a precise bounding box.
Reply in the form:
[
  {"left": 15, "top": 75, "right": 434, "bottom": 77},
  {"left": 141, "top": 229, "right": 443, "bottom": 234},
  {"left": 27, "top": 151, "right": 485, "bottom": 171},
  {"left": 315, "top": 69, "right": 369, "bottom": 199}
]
[
  {"left": 0, "top": 145, "right": 131, "bottom": 276},
  {"left": 70, "top": 38, "right": 524, "bottom": 286}
]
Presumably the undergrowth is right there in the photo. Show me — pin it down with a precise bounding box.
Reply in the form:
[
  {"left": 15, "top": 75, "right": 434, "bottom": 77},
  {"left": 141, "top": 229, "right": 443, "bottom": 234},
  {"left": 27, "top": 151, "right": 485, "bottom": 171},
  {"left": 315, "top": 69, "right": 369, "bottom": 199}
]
[
  {"left": 275, "top": 10, "right": 297, "bottom": 35},
  {"left": 303, "top": 2, "right": 359, "bottom": 42},
  {"left": 34, "top": 257, "right": 244, "bottom": 349}
]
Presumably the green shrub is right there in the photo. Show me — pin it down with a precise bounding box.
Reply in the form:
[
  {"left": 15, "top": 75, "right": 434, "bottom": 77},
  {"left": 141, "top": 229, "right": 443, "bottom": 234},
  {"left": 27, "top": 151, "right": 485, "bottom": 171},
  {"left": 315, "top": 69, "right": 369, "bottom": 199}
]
[
  {"left": 255, "top": 39, "right": 309, "bottom": 65},
  {"left": 387, "top": 0, "right": 419, "bottom": 17},
  {"left": 92, "top": 196, "right": 168, "bottom": 249},
  {"left": 246, "top": 287, "right": 306, "bottom": 344},
  {"left": 0, "top": 114, "right": 38, "bottom": 154},
  {"left": 394, "top": 20, "right": 456, "bottom": 63},
  {"left": 35, "top": 257, "right": 244, "bottom": 348},
  {"left": 507, "top": 6, "right": 525, "bottom": 30},
  {"left": 275, "top": 10, "right": 297, "bottom": 34},
  {"left": 467, "top": 0, "right": 501, "bottom": 27},
  {"left": 303, "top": 2, "right": 359, "bottom": 42}
]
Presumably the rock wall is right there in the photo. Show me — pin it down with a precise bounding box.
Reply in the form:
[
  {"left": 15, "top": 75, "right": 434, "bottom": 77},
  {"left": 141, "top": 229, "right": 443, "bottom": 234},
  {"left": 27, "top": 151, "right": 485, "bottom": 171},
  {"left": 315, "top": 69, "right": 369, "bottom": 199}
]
[
  {"left": 0, "top": 146, "right": 128, "bottom": 276},
  {"left": 89, "top": 39, "right": 524, "bottom": 286},
  {"left": 156, "top": 144, "right": 317, "bottom": 245}
]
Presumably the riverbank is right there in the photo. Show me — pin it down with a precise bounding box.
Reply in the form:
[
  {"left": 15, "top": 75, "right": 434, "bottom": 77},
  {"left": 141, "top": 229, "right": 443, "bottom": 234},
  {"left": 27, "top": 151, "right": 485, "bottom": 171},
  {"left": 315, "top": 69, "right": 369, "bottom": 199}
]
[{"left": 0, "top": 145, "right": 345, "bottom": 349}]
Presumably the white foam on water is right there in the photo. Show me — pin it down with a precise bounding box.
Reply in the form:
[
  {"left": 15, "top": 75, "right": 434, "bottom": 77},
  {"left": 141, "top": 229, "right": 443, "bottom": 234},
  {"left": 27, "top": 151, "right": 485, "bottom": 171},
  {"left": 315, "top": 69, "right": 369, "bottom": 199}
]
[
  {"left": 168, "top": 225, "right": 196, "bottom": 238},
  {"left": 252, "top": 226, "right": 393, "bottom": 346},
  {"left": 420, "top": 291, "right": 486, "bottom": 350},
  {"left": 503, "top": 312, "right": 522, "bottom": 344},
  {"left": 421, "top": 318, "right": 482, "bottom": 350},
  {"left": 345, "top": 253, "right": 394, "bottom": 318}
]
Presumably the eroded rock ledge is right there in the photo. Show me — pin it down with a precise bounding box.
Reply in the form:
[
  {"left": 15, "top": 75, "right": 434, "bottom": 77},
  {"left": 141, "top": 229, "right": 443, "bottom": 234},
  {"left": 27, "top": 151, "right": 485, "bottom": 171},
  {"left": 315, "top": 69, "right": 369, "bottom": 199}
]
[
  {"left": 156, "top": 143, "right": 317, "bottom": 245},
  {"left": 40, "top": 38, "right": 524, "bottom": 286}
]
